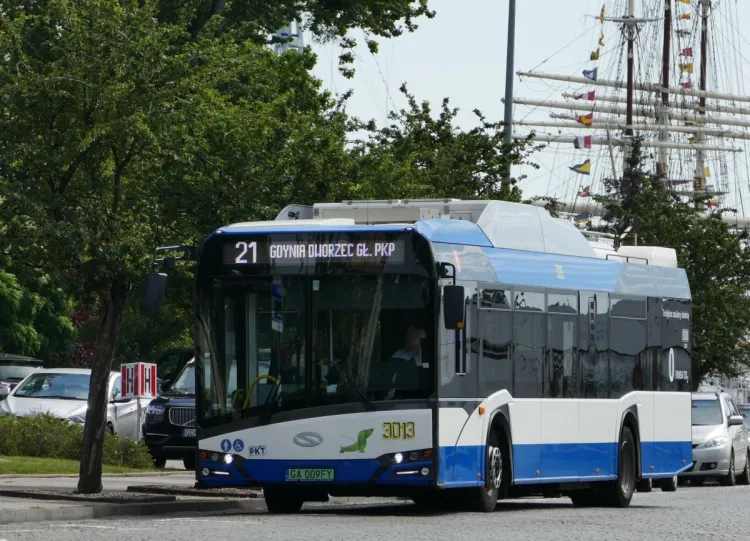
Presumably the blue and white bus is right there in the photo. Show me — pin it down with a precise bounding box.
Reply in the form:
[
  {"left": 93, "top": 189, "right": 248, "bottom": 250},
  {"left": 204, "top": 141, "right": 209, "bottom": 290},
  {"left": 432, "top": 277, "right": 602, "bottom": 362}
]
[{"left": 141, "top": 199, "right": 693, "bottom": 512}]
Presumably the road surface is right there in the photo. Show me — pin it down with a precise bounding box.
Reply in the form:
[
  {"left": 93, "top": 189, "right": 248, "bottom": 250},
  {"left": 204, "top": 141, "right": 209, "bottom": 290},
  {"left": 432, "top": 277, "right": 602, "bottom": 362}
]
[{"left": 1, "top": 483, "right": 745, "bottom": 541}]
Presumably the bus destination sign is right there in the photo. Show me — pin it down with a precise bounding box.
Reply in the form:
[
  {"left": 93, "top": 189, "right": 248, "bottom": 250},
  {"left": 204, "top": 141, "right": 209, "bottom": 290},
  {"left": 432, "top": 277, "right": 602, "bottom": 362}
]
[{"left": 222, "top": 239, "right": 406, "bottom": 266}]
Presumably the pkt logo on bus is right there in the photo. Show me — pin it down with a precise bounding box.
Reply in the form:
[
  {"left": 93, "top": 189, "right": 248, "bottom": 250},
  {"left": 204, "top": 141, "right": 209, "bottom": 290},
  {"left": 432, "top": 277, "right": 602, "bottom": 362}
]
[
  {"left": 293, "top": 432, "right": 323, "bottom": 447},
  {"left": 247, "top": 445, "right": 266, "bottom": 457}
]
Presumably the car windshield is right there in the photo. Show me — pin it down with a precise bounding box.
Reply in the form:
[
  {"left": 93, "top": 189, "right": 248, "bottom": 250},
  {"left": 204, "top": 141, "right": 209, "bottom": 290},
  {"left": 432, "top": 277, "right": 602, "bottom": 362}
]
[
  {"left": 13, "top": 372, "right": 89, "bottom": 400},
  {"left": 692, "top": 398, "right": 723, "bottom": 426},
  {"left": 740, "top": 406, "right": 750, "bottom": 429},
  {"left": 0, "top": 363, "right": 41, "bottom": 381},
  {"left": 170, "top": 362, "right": 196, "bottom": 395}
]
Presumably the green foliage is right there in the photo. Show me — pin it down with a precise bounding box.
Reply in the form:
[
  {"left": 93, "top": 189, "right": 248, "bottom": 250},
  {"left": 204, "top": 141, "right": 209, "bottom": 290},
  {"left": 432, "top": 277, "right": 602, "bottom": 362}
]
[
  {"left": 0, "top": 256, "right": 75, "bottom": 360},
  {"left": 346, "top": 85, "right": 542, "bottom": 201},
  {"left": 0, "top": 412, "right": 153, "bottom": 468},
  {"left": 157, "top": 0, "right": 435, "bottom": 77},
  {"left": 594, "top": 139, "right": 750, "bottom": 387}
]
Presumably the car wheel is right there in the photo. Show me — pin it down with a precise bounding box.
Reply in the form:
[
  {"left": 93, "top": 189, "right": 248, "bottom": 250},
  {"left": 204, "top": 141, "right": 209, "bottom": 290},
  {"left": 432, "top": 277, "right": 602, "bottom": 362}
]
[
  {"left": 151, "top": 453, "right": 167, "bottom": 469},
  {"left": 737, "top": 451, "right": 750, "bottom": 486},
  {"left": 636, "top": 479, "right": 652, "bottom": 492},
  {"left": 719, "top": 450, "right": 736, "bottom": 487},
  {"left": 661, "top": 475, "right": 678, "bottom": 492},
  {"left": 183, "top": 454, "right": 196, "bottom": 471}
]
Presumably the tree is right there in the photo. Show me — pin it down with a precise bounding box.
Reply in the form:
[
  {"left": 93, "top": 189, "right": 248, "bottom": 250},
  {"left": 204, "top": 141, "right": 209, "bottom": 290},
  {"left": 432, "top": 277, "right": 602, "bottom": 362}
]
[
  {"left": 595, "top": 140, "right": 750, "bottom": 388},
  {"left": 0, "top": 0, "right": 355, "bottom": 493},
  {"left": 157, "top": 0, "right": 435, "bottom": 77},
  {"left": 0, "top": 256, "right": 75, "bottom": 362},
  {"left": 345, "top": 85, "right": 542, "bottom": 201}
]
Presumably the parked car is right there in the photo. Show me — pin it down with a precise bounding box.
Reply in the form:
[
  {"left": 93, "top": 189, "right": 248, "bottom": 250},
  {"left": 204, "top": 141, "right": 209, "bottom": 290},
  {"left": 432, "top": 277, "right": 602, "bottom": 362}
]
[
  {"left": 0, "top": 368, "right": 151, "bottom": 439},
  {"left": 740, "top": 405, "right": 750, "bottom": 447},
  {"left": 0, "top": 354, "right": 43, "bottom": 400},
  {"left": 142, "top": 357, "right": 197, "bottom": 470},
  {"left": 154, "top": 347, "right": 194, "bottom": 393},
  {"left": 679, "top": 390, "right": 750, "bottom": 486}
]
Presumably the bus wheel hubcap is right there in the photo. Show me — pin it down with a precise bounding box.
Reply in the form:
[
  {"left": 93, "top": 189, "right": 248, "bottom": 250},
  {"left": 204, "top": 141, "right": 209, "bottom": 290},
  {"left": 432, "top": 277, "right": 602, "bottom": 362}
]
[{"left": 489, "top": 446, "right": 502, "bottom": 489}]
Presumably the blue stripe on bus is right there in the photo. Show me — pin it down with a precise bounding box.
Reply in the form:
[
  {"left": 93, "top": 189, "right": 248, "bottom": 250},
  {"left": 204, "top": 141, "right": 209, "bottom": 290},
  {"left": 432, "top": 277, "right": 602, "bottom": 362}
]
[{"left": 439, "top": 441, "right": 692, "bottom": 487}]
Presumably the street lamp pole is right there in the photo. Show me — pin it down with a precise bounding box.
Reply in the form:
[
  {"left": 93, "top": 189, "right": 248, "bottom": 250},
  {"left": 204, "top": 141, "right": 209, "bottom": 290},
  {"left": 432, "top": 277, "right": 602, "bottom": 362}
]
[{"left": 502, "top": 0, "right": 517, "bottom": 188}]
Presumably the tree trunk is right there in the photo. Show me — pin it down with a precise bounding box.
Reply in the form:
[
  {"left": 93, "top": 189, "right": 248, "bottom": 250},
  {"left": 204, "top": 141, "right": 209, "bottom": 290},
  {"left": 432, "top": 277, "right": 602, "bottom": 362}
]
[{"left": 77, "top": 279, "right": 131, "bottom": 494}]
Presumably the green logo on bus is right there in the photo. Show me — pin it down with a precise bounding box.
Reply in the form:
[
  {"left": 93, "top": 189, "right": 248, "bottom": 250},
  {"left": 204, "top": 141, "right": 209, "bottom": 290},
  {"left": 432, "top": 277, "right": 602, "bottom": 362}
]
[{"left": 340, "top": 429, "right": 374, "bottom": 453}]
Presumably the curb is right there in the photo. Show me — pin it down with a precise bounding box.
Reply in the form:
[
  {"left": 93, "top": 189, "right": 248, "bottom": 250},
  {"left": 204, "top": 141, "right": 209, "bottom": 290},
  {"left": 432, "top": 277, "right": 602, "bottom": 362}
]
[
  {"left": 0, "top": 498, "right": 266, "bottom": 525},
  {"left": 0, "top": 489, "right": 176, "bottom": 504},
  {"left": 126, "top": 485, "right": 262, "bottom": 499},
  {"left": 0, "top": 471, "right": 186, "bottom": 479}
]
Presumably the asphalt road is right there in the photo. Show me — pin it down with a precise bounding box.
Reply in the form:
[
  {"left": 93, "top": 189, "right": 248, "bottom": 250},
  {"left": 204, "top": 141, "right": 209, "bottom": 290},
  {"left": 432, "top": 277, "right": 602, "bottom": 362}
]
[{"left": 2, "top": 483, "right": 748, "bottom": 541}]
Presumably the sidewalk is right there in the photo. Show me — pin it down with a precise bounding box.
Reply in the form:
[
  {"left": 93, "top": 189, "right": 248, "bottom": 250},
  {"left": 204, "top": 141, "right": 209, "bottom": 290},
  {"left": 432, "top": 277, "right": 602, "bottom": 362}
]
[{"left": 0, "top": 472, "right": 266, "bottom": 524}]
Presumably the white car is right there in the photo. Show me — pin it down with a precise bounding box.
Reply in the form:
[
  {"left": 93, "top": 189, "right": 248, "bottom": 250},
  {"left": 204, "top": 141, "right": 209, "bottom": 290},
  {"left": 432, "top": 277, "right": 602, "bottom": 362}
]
[{"left": 0, "top": 368, "right": 151, "bottom": 439}]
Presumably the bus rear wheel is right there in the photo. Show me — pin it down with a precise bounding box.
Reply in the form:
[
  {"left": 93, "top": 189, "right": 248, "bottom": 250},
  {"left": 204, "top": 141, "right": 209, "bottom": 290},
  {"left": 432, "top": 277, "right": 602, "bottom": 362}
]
[
  {"left": 603, "top": 425, "right": 636, "bottom": 508},
  {"left": 264, "top": 487, "right": 303, "bottom": 514}
]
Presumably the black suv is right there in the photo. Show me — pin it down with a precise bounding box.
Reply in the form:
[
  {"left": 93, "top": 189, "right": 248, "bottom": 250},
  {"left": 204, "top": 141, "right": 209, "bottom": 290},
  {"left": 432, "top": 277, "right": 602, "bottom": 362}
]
[
  {"left": 142, "top": 356, "right": 197, "bottom": 470},
  {"left": 155, "top": 347, "right": 194, "bottom": 392},
  {"left": 0, "top": 354, "right": 43, "bottom": 400}
]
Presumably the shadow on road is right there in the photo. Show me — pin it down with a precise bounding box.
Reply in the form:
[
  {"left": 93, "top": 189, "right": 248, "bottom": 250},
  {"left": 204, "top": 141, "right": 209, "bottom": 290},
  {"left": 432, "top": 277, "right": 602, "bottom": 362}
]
[{"left": 302, "top": 498, "right": 658, "bottom": 517}]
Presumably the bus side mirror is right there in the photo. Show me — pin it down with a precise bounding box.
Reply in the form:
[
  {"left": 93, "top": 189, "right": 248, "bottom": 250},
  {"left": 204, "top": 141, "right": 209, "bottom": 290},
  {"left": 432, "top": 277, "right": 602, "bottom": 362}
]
[
  {"left": 443, "top": 285, "right": 465, "bottom": 329},
  {"left": 140, "top": 272, "right": 167, "bottom": 317}
]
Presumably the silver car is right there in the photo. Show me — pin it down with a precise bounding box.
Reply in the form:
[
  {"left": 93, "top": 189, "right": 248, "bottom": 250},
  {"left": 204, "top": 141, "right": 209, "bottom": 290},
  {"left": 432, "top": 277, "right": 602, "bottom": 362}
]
[
  {"left": 679, "top": 391, "right": 750, "bottom": 486},
  {"left": 0, "top": 368, "right": 151, "bottom": 439}
]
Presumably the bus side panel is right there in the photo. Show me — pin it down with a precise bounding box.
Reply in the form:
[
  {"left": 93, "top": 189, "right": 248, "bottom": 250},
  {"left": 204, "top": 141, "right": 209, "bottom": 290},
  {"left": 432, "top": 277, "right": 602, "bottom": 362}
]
[
  {"left": 539, "top": 398, "right": 579, "bottom": 481},
  {"left": 648, "top": 392, "right": 692, "bottom": 477},
  {"left": 508, "top": 400, "right": 542, "bottom": 483},
  {"left": 637, "top": 392, "right": 655, "bottom": 478},
  {"left": 574, "top": 398, "right": 618, "bottom": 481},
  {"left": 437, "top": 405, "right": 484, "bottom": 487}
]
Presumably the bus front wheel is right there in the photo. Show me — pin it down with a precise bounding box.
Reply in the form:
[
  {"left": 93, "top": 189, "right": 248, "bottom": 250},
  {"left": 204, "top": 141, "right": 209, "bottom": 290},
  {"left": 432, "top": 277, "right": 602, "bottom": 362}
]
[{"left": 472, "top": 429, "right": 505, "bottom": 512}]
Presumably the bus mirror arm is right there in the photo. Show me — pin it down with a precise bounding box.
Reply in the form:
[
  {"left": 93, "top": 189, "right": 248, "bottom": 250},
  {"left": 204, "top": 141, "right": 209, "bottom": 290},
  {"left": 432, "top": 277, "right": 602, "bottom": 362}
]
[{"left": 139, "top": 245, "right": 196, "bottom": 317}]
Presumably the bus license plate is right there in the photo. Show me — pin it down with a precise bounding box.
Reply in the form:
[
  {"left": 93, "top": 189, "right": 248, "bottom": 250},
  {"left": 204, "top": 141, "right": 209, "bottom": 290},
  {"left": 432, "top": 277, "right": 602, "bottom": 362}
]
[
  {"left": 285, "top": 468, "right": 335, "bottom": 482},
  {"left": 182, "top": 428, "right": 196, "bottom": 437}
]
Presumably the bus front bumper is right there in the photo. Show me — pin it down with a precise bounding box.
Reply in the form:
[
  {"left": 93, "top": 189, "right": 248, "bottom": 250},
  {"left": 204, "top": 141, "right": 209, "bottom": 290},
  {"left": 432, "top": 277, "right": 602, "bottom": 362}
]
[{"left": 196, "top": 448, "right": 436, "bottom": 488}]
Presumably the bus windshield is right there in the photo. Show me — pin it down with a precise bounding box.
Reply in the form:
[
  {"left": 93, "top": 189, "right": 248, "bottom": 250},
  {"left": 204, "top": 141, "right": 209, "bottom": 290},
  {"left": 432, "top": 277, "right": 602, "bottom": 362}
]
[{"left": 195, "top": 274, "right": 434, "bottom": 423}]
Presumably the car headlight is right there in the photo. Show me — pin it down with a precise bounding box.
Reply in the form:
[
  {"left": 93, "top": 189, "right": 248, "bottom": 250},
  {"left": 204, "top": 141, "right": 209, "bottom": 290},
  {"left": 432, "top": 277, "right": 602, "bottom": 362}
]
[
  {"left": 697, "top": 436, "right": 729, "bottom": 449},
  {"left": 67, "top": 414, "right": 86, "bottom": 424},
  {"left": 146, "top": 404, "right": 165, "bottom": 415}
]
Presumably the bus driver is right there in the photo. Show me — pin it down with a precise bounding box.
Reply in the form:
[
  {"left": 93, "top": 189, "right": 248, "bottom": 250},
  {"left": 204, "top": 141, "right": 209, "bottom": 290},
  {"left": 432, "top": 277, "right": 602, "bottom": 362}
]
[{"left": 390, "top": 322, "right": 427, "bottom": 368}]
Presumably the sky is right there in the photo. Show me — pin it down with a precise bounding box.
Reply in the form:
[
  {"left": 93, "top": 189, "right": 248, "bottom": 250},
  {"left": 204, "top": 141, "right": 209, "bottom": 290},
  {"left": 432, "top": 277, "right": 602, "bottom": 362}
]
[{"left": 304, "top": 0, "right": 750, "bottom": 213}]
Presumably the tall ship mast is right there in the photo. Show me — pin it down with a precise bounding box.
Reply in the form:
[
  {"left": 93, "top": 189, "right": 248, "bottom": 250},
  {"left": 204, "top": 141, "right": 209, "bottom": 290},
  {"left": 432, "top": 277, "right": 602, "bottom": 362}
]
[{"left": 509, "top": 0, "right": 750, "bottom": 229}]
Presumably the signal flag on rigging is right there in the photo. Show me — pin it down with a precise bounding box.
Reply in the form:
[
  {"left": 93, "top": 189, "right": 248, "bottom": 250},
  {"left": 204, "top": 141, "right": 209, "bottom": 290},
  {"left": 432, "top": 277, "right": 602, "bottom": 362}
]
[
  {"left": 573, "top": 91, "right": 596, "bottom": 101},
  {"left": 573, "top": 136, "right": 592, "bottom": 149},
  {"left": 577, "top": 113, "right": 594, "bottom": 126},
  {"left": 583, "top": 67, "right": 598, "bottom": 81},
  {"left": 570, "top": 160, "right": 592, "bottom": 176}
]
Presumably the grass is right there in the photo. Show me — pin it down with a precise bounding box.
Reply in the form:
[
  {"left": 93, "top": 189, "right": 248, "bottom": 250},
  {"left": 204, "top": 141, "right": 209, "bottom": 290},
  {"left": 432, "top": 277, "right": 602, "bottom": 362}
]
[{"left": 0, "top": 455, "right": 158, "bottom": 475}]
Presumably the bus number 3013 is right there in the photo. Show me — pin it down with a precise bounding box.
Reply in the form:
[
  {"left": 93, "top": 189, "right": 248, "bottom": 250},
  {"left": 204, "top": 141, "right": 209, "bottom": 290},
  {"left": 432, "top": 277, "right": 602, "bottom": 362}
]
[{"left": 382, "top": 422, "right": 415, "bottom": 440}]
